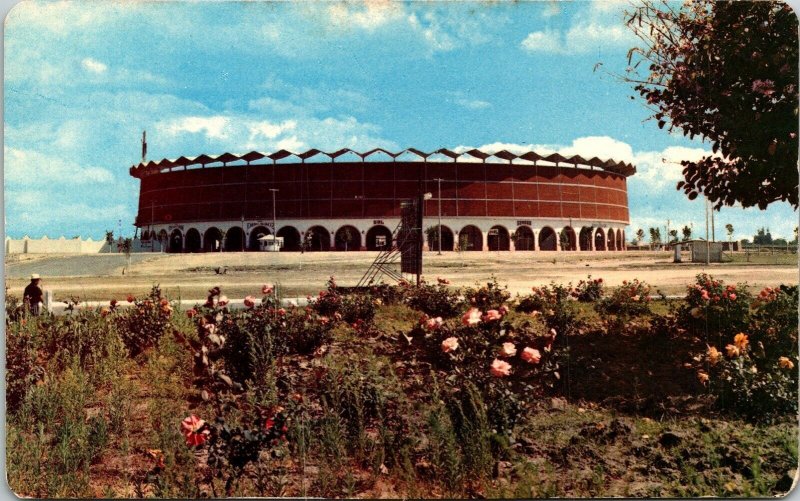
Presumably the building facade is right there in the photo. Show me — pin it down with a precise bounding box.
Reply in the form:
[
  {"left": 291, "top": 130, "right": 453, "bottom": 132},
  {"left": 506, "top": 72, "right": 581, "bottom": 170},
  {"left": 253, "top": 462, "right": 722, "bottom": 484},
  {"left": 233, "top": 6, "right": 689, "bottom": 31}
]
[{"left": 130, "top": 147, "right": 635, "bottom": 252}]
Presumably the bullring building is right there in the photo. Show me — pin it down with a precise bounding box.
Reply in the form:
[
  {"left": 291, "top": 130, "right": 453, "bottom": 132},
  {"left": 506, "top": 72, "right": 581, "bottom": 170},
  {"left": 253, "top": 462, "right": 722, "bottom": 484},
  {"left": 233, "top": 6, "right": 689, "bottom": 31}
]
[{"left": 130, "top": 147, "right": 634, "bottom": 253}]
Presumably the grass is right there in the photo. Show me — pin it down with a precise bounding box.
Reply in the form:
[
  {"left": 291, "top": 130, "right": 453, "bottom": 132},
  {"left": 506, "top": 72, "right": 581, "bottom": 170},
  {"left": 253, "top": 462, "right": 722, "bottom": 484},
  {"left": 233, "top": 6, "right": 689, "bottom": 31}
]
[{"left": 6, "top": 284, "right": 798, "bottom": 498}]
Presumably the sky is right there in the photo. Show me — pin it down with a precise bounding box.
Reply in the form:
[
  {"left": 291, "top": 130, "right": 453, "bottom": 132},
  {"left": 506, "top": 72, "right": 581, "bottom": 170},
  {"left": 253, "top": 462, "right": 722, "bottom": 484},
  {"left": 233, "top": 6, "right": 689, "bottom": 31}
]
[{"left": 3, "top": 0, "right": 798, "bottom": 241}]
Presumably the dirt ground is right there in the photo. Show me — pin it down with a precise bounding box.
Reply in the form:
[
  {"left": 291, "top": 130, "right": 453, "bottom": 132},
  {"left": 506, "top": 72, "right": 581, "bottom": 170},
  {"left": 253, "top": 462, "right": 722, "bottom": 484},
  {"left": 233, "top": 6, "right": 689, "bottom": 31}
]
[{"left": 5, "top": 250, "right": 798, "bottom": 302}]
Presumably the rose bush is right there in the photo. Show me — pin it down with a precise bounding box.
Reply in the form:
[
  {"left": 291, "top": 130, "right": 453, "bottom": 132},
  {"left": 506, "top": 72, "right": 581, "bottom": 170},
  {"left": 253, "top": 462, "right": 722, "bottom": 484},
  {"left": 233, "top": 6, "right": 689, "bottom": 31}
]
[{"left": 677, "top": 273, "right": 752, "bottom": 337}]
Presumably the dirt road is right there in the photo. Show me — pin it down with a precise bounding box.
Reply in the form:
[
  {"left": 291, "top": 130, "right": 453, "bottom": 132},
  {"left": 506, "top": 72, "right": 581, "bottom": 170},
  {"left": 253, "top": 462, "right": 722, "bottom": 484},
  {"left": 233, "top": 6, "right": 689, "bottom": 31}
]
[{"left": 5, "top": 251, "right": 796, "bottom": 302}]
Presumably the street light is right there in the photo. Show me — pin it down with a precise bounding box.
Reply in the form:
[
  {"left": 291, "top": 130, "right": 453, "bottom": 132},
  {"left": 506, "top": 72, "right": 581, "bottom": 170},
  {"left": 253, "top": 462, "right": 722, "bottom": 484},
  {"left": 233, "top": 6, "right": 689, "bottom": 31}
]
[
  {"left": 269, "top": 189, "right": 279, "bottom": 250},
  {"left": 433, "top": 178, "right": 444, "bottom": 255}
]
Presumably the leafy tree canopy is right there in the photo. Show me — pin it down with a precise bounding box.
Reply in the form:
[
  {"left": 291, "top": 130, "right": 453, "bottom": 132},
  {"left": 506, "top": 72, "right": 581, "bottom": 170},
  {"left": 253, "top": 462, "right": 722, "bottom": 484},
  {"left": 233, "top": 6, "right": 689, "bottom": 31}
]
[{"left": 625, "top": 0, "right": 798, "bottom": 209}]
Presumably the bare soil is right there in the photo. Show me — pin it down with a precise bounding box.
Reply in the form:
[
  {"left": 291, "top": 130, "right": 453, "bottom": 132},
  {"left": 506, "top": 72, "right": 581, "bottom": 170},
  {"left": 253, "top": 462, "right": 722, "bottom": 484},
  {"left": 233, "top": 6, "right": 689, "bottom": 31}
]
[{"left": 6, "top": 251, "right": 796, "bottom": 302}]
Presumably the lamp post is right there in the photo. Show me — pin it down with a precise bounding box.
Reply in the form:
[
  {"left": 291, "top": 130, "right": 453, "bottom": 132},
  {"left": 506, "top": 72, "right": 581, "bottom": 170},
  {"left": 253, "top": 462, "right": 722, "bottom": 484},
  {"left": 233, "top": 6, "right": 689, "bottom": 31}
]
[
  {"left": 433, "top": 178, "right": 444, "bottom": 255},
  {"left": 269, "top": 189, "right": 279, "bottom": 250}
]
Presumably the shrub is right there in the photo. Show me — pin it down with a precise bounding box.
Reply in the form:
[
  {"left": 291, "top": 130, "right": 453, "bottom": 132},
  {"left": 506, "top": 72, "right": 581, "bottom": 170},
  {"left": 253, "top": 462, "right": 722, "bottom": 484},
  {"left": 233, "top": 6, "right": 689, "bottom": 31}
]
[
  {"left": 404, "top": 282, "right": 463, "bottom": 318},
  {"left": 748, "top": 285, "right": 798, "bottom": 360},
  {"left": 114, "top": 285, "right": 173, "bottom": 357},
  {"left": 595, "top": 279, "right": 653, "bottom": 318},
  {"left": 463, "top": 277, "right": 511, "bottom": 311},
  {"left": 309, "top": 277, "right": 377, "bottom": 325},
  {"left": 516, "top": 282, "right": 579, "bottom": 337},
  {"left": 43, "top": 310, "right": 126, "bottom": 373},
  {"left": 572, "top": 275, "right": 605, "bottom": 302},
  {"left": 700, "top": 332, "right": 798, "bottom": 422},
  {"left": 6, "top": 322, "right": 44, "bottom": 414},
  {"left": 677, "top": 273, "right": 752, "bottom": 337}
]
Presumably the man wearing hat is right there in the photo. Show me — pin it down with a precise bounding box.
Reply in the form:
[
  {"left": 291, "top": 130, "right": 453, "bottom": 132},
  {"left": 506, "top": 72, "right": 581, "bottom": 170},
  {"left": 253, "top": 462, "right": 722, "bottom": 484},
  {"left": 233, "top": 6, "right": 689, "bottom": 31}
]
[{"left": 23, "top": 274, "right": 44, "bottom": 316}]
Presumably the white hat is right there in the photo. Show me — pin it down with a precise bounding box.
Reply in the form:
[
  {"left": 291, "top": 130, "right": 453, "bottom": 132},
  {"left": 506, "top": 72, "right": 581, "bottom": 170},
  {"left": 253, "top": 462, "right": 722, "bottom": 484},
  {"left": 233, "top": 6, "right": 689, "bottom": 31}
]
[{"left": 30, "top": 274, "right": 40, "bottom": 280}]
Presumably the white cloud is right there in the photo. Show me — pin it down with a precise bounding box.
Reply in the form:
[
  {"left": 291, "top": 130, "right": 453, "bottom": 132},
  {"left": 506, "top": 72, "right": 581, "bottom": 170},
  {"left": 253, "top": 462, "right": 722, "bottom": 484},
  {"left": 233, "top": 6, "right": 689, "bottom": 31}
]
[
  {"left": 455, "top": 98, "right": 491, "bottom": 110},
  {"left": 521, "top": 22, "right": 631, "bottom": 54},
  {"left": 4, "top": 146, "right": 115, "bottom": 186},
  {"left": 81, "top": 57, "right": 107, "bottom": 74},
  {"left": 162, "top": 116, "right": 231, "bottom": 140},
  {"left": 248, "top": 120, "right": 297, "bottom": 141},
  {"left": 520, "top": 30, "right": 563, "bottom": 53},
  {"left": 327, "top": 0, "right": 405, "bottom": 31}
]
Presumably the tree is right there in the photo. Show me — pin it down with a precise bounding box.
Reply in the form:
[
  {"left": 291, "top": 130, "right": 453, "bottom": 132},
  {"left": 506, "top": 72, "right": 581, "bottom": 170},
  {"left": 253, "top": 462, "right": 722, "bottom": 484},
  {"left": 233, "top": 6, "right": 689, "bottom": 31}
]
[
  {"left": 725, "top": 224, "right": 734, "bottom": 243},
  {"left": 682, "top": 225, "right": 692, "bottom": 241},
  {"left": 635, "top": 228, "right": 645, "bottom": 244},
  {"left": 649, "top": 227, "right": 661, "bottom": 247},
  {"left": 105, "top": 230, "right": 114, "bottom": 246},
  {"left": 625, "top": 0, "right": 798, "bottom": 209},
  {"left": 753, "top": 227, "right": 773, "bottom": 245},
  {"left": 668, "top": 229, "right": 678, "bottom": 244}
]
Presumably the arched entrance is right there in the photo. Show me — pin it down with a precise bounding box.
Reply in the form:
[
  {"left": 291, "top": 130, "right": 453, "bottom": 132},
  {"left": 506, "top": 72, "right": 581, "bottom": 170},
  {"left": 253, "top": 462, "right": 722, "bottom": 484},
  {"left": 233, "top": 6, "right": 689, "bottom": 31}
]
[
  {"left": 594, "top": 228, "right": 606, "bottom": 251},
  {"left": 579, "top": 227, "right": 593, "bottom": 251},
  {"left": 157, "top": 230, "right": 168, "bottom": 251},
  {"left": 514, "top": 226, "right": 534, "bottom": 251},
  {"left": 278, "top": 226, "right": 301, "bottom": 251},
  {"left": 616, "top": 229, "right": 623, "bottom": 251},
  {"left": 560, "top": 227, "right": 577, "bottom": 251},
  {"left": 335, "top": 225, "right": 361, "bottom": 251},
  {"left": 488, "top": 225, "right": 510, "bottom": 251},
  {"left": 606, "top": 230, "right": 616, "bottom": 251},
  {"left": 538, "top": 227, "right": 557, "bottom": 251},
  {"left": 248, "top": 226, "right": 271, "bottom": 251},
  {"left": 204, "top": 227, "right": 222, "bottom": 252},
  {"left": 224, "top": 226, "right": 245, "bottom": 252},
  {"left": 458, "top": 225, "right": 483, "bottom": 251},
  {"left": 169, "top": 229, "right": 183, "bottom": 253},
  {"left": 306, "top": 226, "right": 330, "bottom": 252},
  {"left": 185, "top": 228, "right": 201, "bottom": 252},
  {"left": 366, "top": 225, "right": 393, "bottom": 251},
  {"left": 427, "top": 225, "right": 454, "bottom": 252}
]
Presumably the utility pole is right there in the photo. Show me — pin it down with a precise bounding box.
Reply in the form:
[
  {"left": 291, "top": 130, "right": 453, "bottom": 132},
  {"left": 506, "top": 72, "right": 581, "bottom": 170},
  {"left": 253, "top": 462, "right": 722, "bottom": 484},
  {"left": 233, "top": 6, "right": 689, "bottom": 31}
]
[
  {"left": 711, "top": 206, "right": 716, "bottom": 242},
  {"left": 705, "top": 196, "right": 710, "bottom": 265},
  {"left": 433, "top": 178, "right": 444, "bottom": 255},
  {"left": 241, "top": 214, "right": 245, "bottom": 252},
  {"left": 270, "top": 189, "right": 279, "bottom": 251}
]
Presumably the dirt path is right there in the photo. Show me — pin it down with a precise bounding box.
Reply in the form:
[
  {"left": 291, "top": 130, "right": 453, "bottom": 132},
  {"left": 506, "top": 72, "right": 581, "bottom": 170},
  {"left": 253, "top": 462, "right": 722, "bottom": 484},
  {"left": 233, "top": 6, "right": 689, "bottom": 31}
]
[{"left": 5, "top": 251, "right": 797, "bottom": 301}]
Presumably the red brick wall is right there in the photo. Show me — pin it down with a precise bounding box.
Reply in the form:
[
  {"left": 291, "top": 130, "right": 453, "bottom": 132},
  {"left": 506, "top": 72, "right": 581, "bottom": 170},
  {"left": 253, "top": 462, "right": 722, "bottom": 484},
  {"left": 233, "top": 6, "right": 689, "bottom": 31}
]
[{"left": 135, "top": 161, "right": 629, "bottom": 226}]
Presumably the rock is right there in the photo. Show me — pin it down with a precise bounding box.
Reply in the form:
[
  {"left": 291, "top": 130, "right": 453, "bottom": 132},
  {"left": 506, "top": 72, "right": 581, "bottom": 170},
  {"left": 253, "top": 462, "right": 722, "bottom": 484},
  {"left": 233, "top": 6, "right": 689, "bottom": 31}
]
[
  {"left": 658, "top": 431, "right": 683, "bottom": 448},
  {"left": 550, "top": 397, "right": 568, "bottom": 411},
  {"left": 493, "top": 461, "right": 513, "bottom": 478},
  {"left": 774, "top": 470, "right": 797, "bottom": 493}
]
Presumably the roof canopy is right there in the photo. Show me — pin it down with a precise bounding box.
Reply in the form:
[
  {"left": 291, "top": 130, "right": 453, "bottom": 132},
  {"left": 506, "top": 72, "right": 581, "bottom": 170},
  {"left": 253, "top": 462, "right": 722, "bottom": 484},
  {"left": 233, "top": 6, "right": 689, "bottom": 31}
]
[{"left": 130, "top": 147, "right": 637, "bottom": 177}]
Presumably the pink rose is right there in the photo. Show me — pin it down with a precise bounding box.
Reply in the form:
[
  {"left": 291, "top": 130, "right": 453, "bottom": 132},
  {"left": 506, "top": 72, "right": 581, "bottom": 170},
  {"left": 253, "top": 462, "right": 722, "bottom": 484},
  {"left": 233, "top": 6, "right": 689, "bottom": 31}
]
[
  {"left": 425, "top": 317, "right": 444, "bottom": 331},
  {"left": 262, "top": 283, "right": 274, "bottom": 295},
  {"left": 483, "top": 309, "right": 502, "bottom": 322},
  {"left": 186, "top": 308, "right": 197, "bottom": 318},
  {"left": 277, "top": 308, "right": 286, "bottom": 316},
  {"left": 701, "top": 290, "right": 710, "bottom": 300},
  {"left": 490, "top": 359, "right": 512, "bottom": 377},
  {"left": 244, "top": 295, "right": 256, "bottom": 308},
  {"left": 181, "top": 415, "right": 209, "bottom": 447},
  {"left": 499, "top": 342, "right": 517, "bottom": 357},
  {"left": 729, "top": 293, "right": 736, "bottom": 300},
  {"left": 217, "top": 295, "right": 229, "bottom": 307},
  {"left": 441, "top": 337, "right": 459, "bottom": 353},
  {"left": 521, "top": 347, "right": 542, "bottom": 364},
  {"left": 462, "top": 308, "right": 483, "bottom": 326},
  {"left": 499, "top": 305, "right": 509, "bottom": 316}
]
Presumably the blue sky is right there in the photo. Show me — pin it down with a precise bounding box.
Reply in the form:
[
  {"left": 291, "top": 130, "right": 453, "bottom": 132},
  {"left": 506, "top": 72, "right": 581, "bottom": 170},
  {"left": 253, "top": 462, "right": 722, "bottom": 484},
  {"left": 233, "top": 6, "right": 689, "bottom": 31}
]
[{"left": 4, "top": 0, "right": 797, "bottom": 241}]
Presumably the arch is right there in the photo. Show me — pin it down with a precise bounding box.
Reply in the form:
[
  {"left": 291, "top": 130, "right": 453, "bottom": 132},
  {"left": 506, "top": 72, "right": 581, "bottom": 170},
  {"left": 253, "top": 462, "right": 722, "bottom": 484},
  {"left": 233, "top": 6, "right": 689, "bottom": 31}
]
[
  {"left": 141, "top": 230, "right": 150, "bottom": 240},
  {"left": 169, "top": 229, "right": 183, "bottom": 253},
  {"left": 248, "top": 226, "right": 271, "bottom": 251},
  {"left": 203, "top": 227, "right": 222, "bottom": 252},
  {"left": 158, "top": 229, "right": 168, "bottom": 251},
  {"left": 579, "top": 227, "right": 593, "bottom": 251},
  {"left": 428, "top": 225, "right": 455, "bottom": 252},
  {"left": 594, "top": 228, "right": 606, "bottom": 251},
  {"left": 366, "top": 225, "right": 393, "bottom": 251},
  {"left": 458, "top": 225, "right": 483, "bottom": 251},
  {"left": 335, "top": 225, "right": 361, "bottom": 251},
  {"left": 606, "top": 229, "right": 616, "bottom": 251},
  {"left": 306, "top": 225, "right": 330, "bottom": 252},
  {"left": 538, "top": 226, "right": 557, "bottom": 251},
  {"left": 616, "top": 229, "right": 624, "bottom": 251},
  {"left": 225, "top": 226, "right": 246, "bottom": 252},
  {"left": 514, "top": 226, "right": 535, "bottom": 251},
  {"left": 560, "top": 227, "right": 577, "bottom": 251},
  {"left": 185, "top": 228, "right": 201, "bottom": 252},
  {"left": 488, "top": 225, "right": 510, "bottom": 251},
  {"left": 278, "top": 226, "right": 301, "bottom": 252}
]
